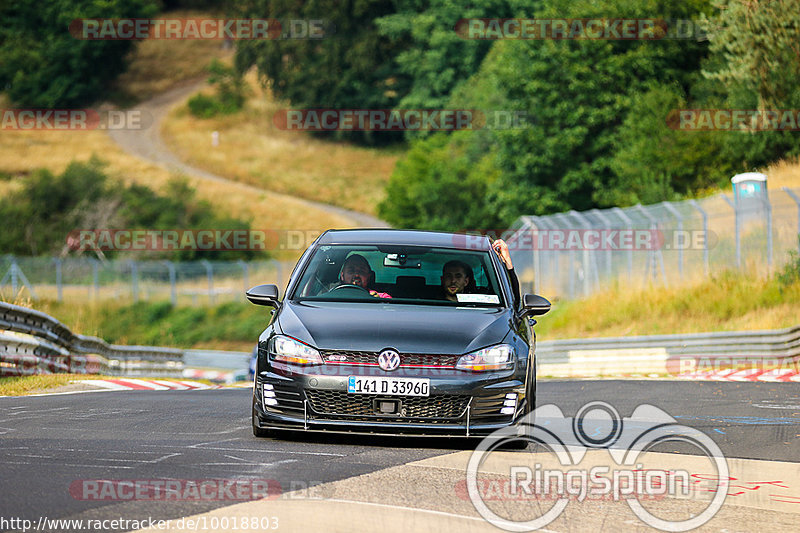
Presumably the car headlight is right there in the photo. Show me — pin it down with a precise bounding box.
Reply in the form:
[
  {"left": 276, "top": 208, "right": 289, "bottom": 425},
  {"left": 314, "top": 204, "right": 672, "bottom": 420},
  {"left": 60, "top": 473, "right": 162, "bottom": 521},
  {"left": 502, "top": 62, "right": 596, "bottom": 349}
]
[
  {"left": 268, "top": 335, "right": 323, "bottom": 365},
  {"left": 456, "top": 344, "right": 515, "bottom": 372}
]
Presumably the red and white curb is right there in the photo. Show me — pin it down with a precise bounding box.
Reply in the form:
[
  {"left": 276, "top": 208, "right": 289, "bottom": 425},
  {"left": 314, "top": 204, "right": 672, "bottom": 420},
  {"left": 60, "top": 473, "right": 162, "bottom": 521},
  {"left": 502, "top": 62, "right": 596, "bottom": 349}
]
[
  {"left": 77, "top": 379, "right": 222, "bottom": 391},
  {"left": 677, "top": 369, "right": 800, "bottom": 382}
]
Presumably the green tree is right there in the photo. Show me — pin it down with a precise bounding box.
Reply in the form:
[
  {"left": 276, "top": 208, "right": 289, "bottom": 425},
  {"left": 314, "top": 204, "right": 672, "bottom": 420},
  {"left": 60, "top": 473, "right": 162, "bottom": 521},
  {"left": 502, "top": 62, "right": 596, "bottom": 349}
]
[
  {"left": 0, "top": 0, "right": 158, "bottom": 107},
  {"left": 0, "top": 160, "right": 263, "bottom": 260},
  {"left": 235, "top": 0, "right": 406, "bottom": 143},
  {"left": 379, "top": 132, "right": 503, "bottom": 230},
  {"left": 375, "top": 0, "right": 512, "bottom": 126},
  {"left": 701, "top": 0, "right": 800, "bottom": 172}
]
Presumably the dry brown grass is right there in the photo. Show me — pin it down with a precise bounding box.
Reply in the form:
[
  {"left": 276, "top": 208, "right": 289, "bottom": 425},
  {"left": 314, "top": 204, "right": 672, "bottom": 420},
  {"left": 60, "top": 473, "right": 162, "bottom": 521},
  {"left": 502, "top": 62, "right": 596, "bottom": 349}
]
[
  {"left": 161, "top": 71, "right": 399, "bottom": 215},
  {"left": 111, "top": 10, "right": 232, "bottom": 103},
  {"left": 761, "top": 156, "right": 800, "bottom": 190}
]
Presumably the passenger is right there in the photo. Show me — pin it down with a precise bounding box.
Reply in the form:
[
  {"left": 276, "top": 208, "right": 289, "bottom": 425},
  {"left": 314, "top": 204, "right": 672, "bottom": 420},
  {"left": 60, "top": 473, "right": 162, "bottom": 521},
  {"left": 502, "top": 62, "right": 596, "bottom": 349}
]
[
  {"left": 333, "top": 254, "right": 391, "bottom": 298},
  {"left": 491, "top": 239, "right": 521, "bottom": 307},
  {"left": 440, "top": 260, "right": 475, "bottom": 302}
]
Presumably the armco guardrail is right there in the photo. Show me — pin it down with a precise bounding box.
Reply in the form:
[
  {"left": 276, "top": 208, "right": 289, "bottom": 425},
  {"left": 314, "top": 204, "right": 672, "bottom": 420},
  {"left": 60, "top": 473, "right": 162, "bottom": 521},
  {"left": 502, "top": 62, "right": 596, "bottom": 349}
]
[
  {"left": 536, "top": 326, "right": 800, "bottom": 377},
  {"left": 0, "top": 302, "right": 183, "bottom": 377}
]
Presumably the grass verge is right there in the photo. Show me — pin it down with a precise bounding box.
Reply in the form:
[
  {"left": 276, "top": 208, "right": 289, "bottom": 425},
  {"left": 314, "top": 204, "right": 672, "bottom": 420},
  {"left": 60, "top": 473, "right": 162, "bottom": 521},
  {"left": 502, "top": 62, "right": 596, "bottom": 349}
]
[{"left": 0, "top": 373, "right": 108, "bottom": 396}]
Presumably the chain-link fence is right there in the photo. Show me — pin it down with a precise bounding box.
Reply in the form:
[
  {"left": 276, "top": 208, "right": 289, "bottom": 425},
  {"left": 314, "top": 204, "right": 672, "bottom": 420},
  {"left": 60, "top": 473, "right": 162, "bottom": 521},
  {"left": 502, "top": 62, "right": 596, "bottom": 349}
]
[
  {"left": 507, "top": 185, "right": 800, "bottom": 299},
  {"left": 0, "top": 257, "right": 295, "bottom": 305}
]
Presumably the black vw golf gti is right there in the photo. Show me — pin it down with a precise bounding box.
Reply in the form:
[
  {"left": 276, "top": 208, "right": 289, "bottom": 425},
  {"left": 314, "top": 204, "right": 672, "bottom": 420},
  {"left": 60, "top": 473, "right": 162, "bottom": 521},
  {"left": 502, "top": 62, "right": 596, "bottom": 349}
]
[{"left": 247, "top": 229, "right": 550, "bottom": 437}]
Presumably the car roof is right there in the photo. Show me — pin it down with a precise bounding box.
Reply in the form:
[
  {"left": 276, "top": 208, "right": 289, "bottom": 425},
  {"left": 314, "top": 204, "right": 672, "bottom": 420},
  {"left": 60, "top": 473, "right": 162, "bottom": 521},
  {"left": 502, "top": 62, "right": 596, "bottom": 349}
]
[{"left": 316, "top": 229, "right": 493, "bottom": 251}]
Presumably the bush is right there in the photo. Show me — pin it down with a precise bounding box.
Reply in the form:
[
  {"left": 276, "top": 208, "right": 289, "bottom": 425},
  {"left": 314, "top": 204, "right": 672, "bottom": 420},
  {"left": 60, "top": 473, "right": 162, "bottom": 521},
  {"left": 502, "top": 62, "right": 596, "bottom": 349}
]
[{"left": 188, "top": 59, "right": 247, "bottom": 118}]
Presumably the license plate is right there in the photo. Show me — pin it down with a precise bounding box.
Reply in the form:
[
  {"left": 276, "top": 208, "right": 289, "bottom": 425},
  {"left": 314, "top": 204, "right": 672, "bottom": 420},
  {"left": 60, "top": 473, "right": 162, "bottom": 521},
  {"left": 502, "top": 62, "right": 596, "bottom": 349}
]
[{"left": 347, "top": 376, "right": 430, "bottom": 397}]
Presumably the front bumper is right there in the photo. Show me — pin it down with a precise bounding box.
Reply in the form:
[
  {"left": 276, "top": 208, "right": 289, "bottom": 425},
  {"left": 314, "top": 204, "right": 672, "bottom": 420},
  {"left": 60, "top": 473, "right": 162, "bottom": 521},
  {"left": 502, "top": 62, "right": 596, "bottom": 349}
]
[{"left": 252, "top": 365, "right": 529, "bottom": 437}]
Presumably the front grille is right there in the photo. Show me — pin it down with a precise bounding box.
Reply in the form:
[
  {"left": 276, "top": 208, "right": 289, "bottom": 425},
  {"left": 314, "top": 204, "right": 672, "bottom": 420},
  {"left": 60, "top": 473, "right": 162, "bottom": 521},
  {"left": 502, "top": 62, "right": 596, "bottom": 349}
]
[
  {"left": 321, "top": 351, "right": 460, "bottom": 368},
  {"left": 305, "top": 390, "right": 470, "bottom": 420}
]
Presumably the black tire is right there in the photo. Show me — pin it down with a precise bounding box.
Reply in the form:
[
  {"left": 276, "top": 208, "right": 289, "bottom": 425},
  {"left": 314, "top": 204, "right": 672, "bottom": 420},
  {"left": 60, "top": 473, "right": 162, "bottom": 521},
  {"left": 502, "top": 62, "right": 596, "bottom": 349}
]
[{"left": 502, "top": 437, "right": 530, "bottom": 450}]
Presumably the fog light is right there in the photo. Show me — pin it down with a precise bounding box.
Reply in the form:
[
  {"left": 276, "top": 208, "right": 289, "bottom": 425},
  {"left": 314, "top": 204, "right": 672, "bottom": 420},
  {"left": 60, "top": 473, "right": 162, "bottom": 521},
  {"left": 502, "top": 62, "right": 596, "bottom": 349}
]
[
  {"left": 505, "top": 393, "right": 517, "bottom": 399},
  {"left": 504, "top": 399, "right": 517, "bottom": 407},
  {"left": 500, "top": 407, "right": 515, "bottom": 415},
  {"left": 264, "top": 398, "right": 278, "bottom": 406},
  {"left": 264, "top": 390, "right": 276, "bottom": 398}
]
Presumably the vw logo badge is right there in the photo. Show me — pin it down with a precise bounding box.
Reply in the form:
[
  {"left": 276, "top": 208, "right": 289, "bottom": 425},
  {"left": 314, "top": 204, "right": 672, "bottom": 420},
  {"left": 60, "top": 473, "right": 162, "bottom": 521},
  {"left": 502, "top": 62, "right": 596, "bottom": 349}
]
[{"left": 378, "top": 349, "right": 401, "bottom": 371}]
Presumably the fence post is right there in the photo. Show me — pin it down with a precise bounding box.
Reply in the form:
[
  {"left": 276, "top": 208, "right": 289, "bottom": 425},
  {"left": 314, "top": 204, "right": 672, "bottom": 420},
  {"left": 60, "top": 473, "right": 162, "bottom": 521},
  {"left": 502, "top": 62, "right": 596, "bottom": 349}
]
[
  {"left": 722, "top": 195, "right": 740, "bottom": 269},
  {"left": 590, "top": 209, "right": 614, "bottom": 280},
  {"left": 201, "top": 260, "right": 214, "bottom": 305},
  {"left": 611, "top": 207, "right": 634, "bottom": 283},
  {"left": 130, "top": 260, "right": 139, "bottom": 302},
  {"left": 661, "top": 201, "right": 684, "bottom": 280},
  {"left": 238, "top": 260, "right": 249, "bottom": 295},
  {"left": 91, "top": 259, "right": 100, "bottom": 300},
  {"left": 568, "top": 210, "right": 599, "bottom": 296},
  {"left": 54, "top": 258, "right": 63, "bottom": 302},
  {"left": 273, "top": 259, "right": 283, "bottom": 290},
  {"left": 636, "top": 204, "right": 667, "bottom": 286},
  {"left": 784, "top": 187, "right": 800, "bottom": 255},
  {"left": 163, "top": 261, "right": 177, "bottom": 306},
  {"left": 688, "top": 200, "right": 709, "bottom": 275},
  {"left": 765, "top": 191, "right": 773, "bottom": 269}
]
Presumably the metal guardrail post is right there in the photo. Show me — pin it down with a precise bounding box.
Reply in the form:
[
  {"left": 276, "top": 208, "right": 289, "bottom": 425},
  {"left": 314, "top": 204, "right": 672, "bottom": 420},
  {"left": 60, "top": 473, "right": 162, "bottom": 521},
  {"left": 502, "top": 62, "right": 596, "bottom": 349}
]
[
  {"left": 688, "top": 200, "right": 709, "bottom": 275},
  {"left": 784, "top": 187, "right": 800, "bottom": 255}
]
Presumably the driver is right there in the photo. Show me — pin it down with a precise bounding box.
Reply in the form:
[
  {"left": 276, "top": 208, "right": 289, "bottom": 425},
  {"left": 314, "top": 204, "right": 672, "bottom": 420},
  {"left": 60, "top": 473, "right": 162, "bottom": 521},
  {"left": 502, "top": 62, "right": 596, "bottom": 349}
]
[
  {"left": 440, "top": 260, "right": 474, "bottom": 302},
  {"left": 334, "top": 254, "right": 391, "bottom": 298}
]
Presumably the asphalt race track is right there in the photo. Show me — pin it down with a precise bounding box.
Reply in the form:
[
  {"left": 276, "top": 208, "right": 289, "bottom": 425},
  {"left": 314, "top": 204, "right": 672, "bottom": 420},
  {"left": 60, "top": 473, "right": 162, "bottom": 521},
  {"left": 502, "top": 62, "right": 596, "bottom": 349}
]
[{"left": 1, "top": 380, "right": 799, "bottom": 532}]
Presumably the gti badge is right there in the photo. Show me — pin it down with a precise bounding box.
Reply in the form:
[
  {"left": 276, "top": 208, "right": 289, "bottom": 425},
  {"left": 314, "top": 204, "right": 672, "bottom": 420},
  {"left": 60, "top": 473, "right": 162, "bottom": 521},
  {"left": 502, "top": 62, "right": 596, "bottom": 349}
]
[{"left": 378, "top": 349, "right": 401, "bottom": 371}]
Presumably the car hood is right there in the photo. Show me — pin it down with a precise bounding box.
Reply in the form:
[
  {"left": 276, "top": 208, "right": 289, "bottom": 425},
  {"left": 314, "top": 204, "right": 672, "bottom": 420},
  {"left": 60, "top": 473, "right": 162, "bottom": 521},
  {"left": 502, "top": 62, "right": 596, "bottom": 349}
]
[{"left": 277, "top": 300, "right": 512, "bottom": 355}]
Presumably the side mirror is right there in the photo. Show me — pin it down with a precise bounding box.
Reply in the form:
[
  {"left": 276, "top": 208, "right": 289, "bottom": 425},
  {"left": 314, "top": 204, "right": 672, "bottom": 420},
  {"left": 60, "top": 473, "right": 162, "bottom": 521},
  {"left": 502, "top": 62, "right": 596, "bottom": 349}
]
[
  {"left": 522, "top": 294, "right": 551, "bottom": 316},
  {"left": 246, "top": 284, "right": 280, "bottom": 307}
]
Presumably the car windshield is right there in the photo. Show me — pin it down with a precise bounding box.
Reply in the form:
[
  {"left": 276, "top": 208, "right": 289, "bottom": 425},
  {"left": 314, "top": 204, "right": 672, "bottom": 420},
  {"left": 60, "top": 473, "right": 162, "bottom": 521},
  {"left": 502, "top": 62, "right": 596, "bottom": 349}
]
[{"left": 291, "top": 245, "right": 506, "bottom": 307}]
